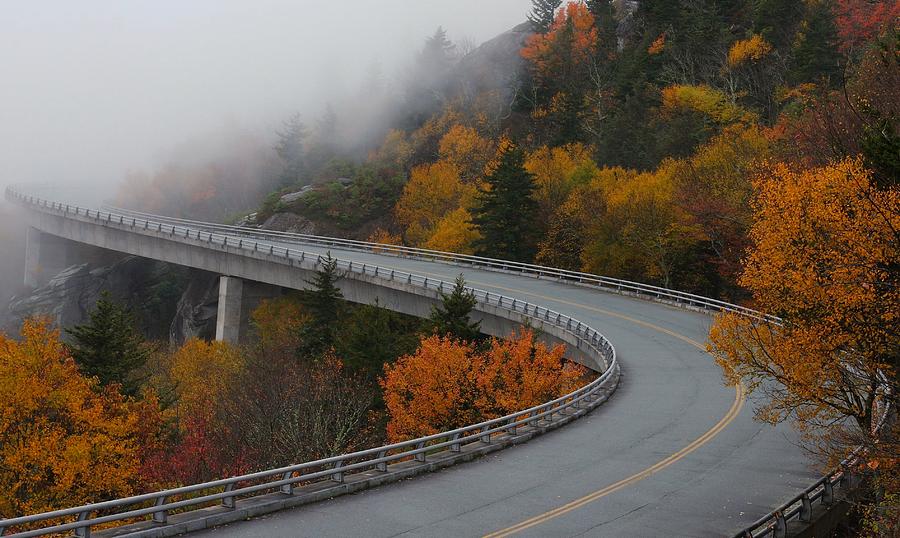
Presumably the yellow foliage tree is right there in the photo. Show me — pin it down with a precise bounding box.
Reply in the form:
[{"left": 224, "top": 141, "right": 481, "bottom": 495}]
[
  {"left": 423, "top": 207, "right": 481, "bottom": 254},
  {"left": 250, "top": 297, "right": 309, "bottom": 359},
  {"left": 525, "top": 143, "right": 598, "bottom": 217},
  {"left": 581, "top": 164, "right": 705, "bottom": 288},
  {"left": 661, "top": 84, "right": 758, "bottom": 125},
  {"left": 728, "top": 34, "right": 773, "bottom": 67},
  {"left": 170, "top": 338, "right": 244, "bottom": 422},
  {"left": 0, "top": 319, "right": 155, "bottom": 521},
  {"left": 438, "top": 124, "right": 494, "bottom": 182},
  {"left": 708, "top": 158, "right": 899, "bottom": 439},
  {"left": 395, "top": 161, "right": 477, "bottom": 247}
]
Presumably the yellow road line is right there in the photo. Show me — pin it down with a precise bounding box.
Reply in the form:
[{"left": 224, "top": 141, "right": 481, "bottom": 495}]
[
  {"left": 484, "top": 384, "right": 744, "bottom": 537},
  {"left": 404, "top": 269, "right": 745, "bottom": 537}
]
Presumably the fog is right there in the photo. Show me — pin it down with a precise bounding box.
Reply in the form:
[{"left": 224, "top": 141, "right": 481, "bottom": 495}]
[
  {"left": 0, "top": 0, "right": 531, "bottom": 315},
  {"left": 0, "top": 0, "right": 531, "bottom": 193}
]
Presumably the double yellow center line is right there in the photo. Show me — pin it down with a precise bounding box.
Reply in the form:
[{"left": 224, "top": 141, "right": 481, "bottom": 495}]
[{"left": 405, "top": 269, "right": 745, "bottom": 537}]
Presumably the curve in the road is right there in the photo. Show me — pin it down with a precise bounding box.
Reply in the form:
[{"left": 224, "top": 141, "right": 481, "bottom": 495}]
[{"left": 3, "top": 189, "right": 819, "bottom": 537}]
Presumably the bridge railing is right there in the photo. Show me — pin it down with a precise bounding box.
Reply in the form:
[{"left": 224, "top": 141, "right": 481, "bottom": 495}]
[
  {"left": 1, "top": 187, "right": 618, "bottom": 537},
  {"left": 5, "top": 186, "right": 885, "bottom": 538},
  {"left": 100, "top": 205, "right": 781, "bottom": 324}
]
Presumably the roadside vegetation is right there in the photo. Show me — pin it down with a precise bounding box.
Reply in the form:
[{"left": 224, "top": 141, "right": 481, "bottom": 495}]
[{"left": 3, "top": 0, "right": 898, "bottom": 532}]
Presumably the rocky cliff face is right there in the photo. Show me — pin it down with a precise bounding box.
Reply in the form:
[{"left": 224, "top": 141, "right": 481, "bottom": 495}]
[
  {"left": 4, "top": 255, "right": 193, "bottom": 343},
  {"left": 169, "top": 271, "right": 219, "bottom": 345},
  {"left": 454, "top": 21, "right": 532, "bottom": 99}
]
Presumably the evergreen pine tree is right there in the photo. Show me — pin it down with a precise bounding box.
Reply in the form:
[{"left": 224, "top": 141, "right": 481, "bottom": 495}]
[
  {"left": 788, "top": 1, "right": 841, "bottom": 85},
  {"left": 587, "top": 0, "right": 618, "bottom": 55},
  {"left": 472, "top": 143, "right": 540, "bottom": 262},
  {"left": 528, "top": 0, "right": 563, "bottom": 34},
  {"left": 275, "top": 113, "right": 307, "bottom": 187},
  {"left": 428, "top": 275, "right": 481, "bottom": 343},
  {"left": 338, "top": 300, "right": 419, "bottom": 378},
  {"left": 66, "top": 291, "right": 149, "bottom": 397},
  {"left": 302, "top": 253, "right": 344, "bottom": 356}
]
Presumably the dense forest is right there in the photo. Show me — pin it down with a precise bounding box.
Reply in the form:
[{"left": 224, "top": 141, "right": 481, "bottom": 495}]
[{"left": 2, "top": 0, "right": 898, "bottom": 534}]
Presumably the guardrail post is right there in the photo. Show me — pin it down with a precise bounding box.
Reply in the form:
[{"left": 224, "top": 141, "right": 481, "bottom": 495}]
[
  {"left": 415, "top": 441, "right": 427, "bottom": 462},
  {"left": 773, "top": 511, "right": 787, "bottom": 538},
  {"left": 151, "top": 496, "right": 168, "bottom": 525},
  {"left": 799, "top": 493, "right": 812, "bottom": 522},
  {"left": 280, "top": 471, "right": 295, "bottom": 494},
  {"left": 480, "top": 427, "right": 492, "bottom": 444},
  {"left": 376, "top": 450, "right": 388, "bottom": 472},
  {"left": 506, "top": 418, "right": 517, "bottom": 436},
  {"left": 823, "top": 480, "right": 834, "bottom": 505},
  {"left": 222, "top": 483, "right": 236, "bottom": 509},
  {"left": 331, "top": 460, "right": 345, "bottom": 483},
  {"left": 450, "top": 433, "right": 461, "bottom": 452},
  {"left": 840, "top": 467, "right": 854, "bottom": 489},
  {"left": 74, "top": 510, "right": 91, "bottom": 538}
]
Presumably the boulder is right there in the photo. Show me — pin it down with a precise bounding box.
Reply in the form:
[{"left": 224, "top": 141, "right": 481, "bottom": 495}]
[{"left": 261, "top": 212, "right": 317, "bottom": 235}]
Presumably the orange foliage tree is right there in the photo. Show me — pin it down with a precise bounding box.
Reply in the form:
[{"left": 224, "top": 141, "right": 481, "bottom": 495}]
[
  {"left": 708, "top": 158, "right": 899, "bottom": 438},
  {"left": 381, "top": 330, "right": 586, "bottom": 442},
  {"left": 0, "top": 319, "right": 159, "bottom": 520}
]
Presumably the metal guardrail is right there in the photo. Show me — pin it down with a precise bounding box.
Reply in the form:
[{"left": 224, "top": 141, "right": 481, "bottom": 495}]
[
  {"left": 1, "top": 187, "right": 618, "bottom": 537},
  {"left": 4, "top": 186, "right": 883, "bottom": 538},
  {"left": 101, "top": 205, "right": 781, "bottom": 324}
]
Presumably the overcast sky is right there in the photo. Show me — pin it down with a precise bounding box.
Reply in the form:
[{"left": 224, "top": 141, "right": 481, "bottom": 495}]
[{"left": 0, "top": 0, "right": 531, "bottom": 192}]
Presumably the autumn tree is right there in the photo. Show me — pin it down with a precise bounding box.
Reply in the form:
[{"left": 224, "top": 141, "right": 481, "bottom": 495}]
[
  {"left": 472, "top": 143, "right": 540, "bottom": 262},
  {"left": 250, "top": 296, "right": 309, "bottom": 359},
  {"left": 429, "top": 275, "right": 482, "bottom": 343},
  {"left": 834, "top": 0, "right": 900, "bottom": 55},
  {"left": 169, "top": 338, "right": 244, "bottom": 422},
  {"left": 381, "top": 329, "right": 585, "bottom": 442},
  {"left": 395, "top": 160, "right": 477, "bottom": 247},
  {"left": 536, "top": 198, "right": 584, "bottom": 271},
  {"left": 581, "top": 165, "right": 704, "bottom": 289},
  {"left": 66, "top": 292, "right": 150, "bottom": 397},
  {"left": 423, "top": 207, "right": 481, "bottom": 254},
  {"left": 0, "top": 319, "right": 158, "bottom": 520},
  {"left": 708, "top": 158, "right": 899, "bottom": 463},
  {"left": 476, "top": 329, "right": 585, "bottom": 418},
  {"left": 381, "top": 335, "right": 482, "bottom": 441},
  {"left": 521, "top": 2, "right": 599, "bottom": 144},
  {"left": 222, "top": 352, "right": 377, "bottom": 469}
]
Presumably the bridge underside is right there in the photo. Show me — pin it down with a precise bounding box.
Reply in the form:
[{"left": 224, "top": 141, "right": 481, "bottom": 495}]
[{"left": 22, "top": 210, "right": 600, "bottom": 369}]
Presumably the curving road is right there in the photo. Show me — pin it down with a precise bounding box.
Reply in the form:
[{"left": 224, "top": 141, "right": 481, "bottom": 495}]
[
  {"left": 179, "top": 238, "right": 815, "bottom": 537},
  {"left": 9, "top": 189, "right": 818, "bottom": 537}
]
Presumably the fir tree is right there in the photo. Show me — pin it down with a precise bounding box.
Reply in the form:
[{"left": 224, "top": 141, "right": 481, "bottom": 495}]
[
  {"left": 587, "top": 0, "right": 618, "bottom": 56},
  {"left": 529, "top": 0, "right": 563, "bottom": 34},
  {"left": 275, "top": 113, "right": 307, "bottom": 187},
  {"left": 428, "top": 275, "right": 481, "bottom": 343},
  {"left": 472, "top": 143, "right": 540, "bottom": 262},
  {"left": 66, "top": 292, "right": 150, "bottom": 397},
  {"left": 302, "top": 253, "right": 344, "bottom": 356},
  {"left": 788, "top": 1, "right": 841, "bottom": 85},
  {"left": 338, "top": 300, "right": 419, "bottom": 378}
]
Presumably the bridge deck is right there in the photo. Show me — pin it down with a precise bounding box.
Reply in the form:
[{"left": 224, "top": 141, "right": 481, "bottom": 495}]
[{"left": 187, "top": 238, "right": 813, "bottom": 537}]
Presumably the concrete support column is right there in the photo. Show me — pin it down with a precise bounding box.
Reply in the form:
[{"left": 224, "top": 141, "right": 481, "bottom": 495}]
[
  {"left": 24, "top": 227, "right": 74, "bottom": 288},
  {"left": 216, "top": 276, "right": 244, "bottom": 344},
  {"left": 215, "top": 276, "right": 282, "bottom": 344}
]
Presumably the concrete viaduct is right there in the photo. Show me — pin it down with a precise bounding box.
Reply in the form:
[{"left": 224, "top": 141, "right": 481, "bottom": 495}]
[{"left": 4, "top": 186, "right": 834, "bottom": 538}]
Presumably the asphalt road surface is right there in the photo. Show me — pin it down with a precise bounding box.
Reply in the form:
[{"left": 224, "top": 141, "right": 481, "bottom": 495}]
[{"left": 186, "top": 239, "right": 816, "bottom": 538}]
